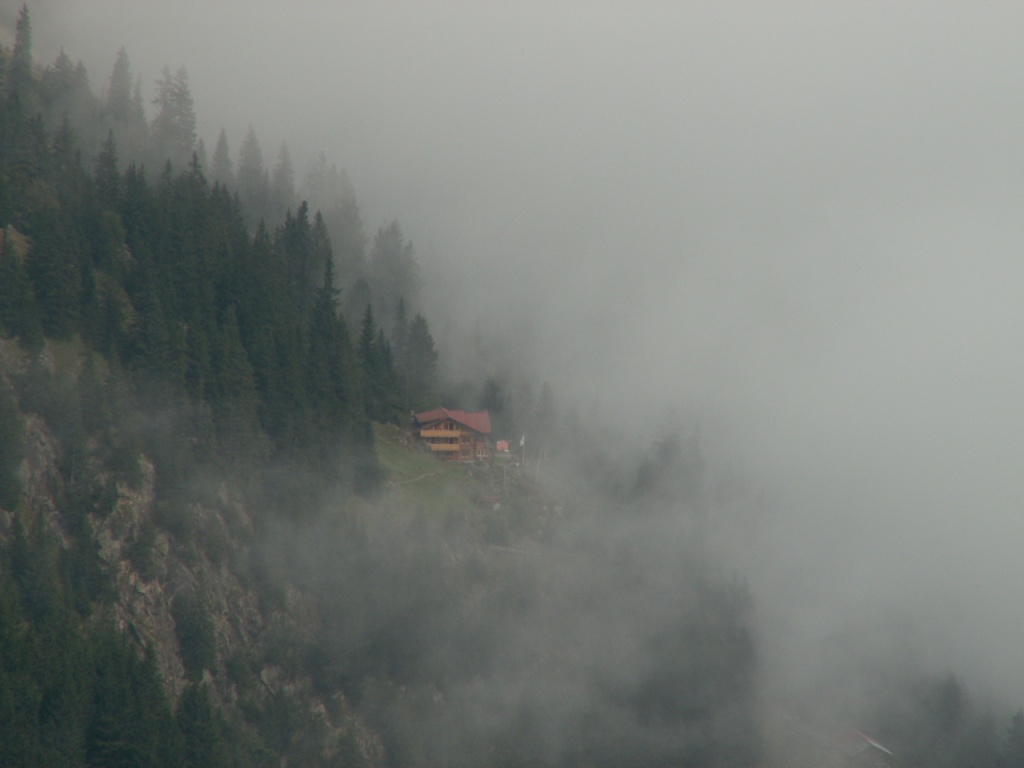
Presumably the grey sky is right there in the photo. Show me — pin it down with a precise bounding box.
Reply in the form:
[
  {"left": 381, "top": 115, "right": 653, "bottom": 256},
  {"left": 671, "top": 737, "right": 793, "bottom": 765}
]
[{"left": 31, "top": 1, "right": 1024, "bottom": 708}]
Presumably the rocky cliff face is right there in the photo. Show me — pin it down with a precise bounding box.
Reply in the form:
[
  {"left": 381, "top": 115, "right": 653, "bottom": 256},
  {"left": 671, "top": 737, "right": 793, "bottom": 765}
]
[{"left": 0, "top": 337, "right": 385, "bottom": 766}]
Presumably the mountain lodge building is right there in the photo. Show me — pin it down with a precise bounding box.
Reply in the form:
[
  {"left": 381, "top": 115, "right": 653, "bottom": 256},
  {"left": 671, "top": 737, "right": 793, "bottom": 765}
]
[{"left": 413, "top": 408, "right": 492, "bottom": 462}]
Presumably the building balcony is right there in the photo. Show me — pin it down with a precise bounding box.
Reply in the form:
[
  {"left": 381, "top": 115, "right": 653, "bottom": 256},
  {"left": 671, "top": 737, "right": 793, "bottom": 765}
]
[{"left": 420, "top": 428, "right": 460, "bottom": 438}]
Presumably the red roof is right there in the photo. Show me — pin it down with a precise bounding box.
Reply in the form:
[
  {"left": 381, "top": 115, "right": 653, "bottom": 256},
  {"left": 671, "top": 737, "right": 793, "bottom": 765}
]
[{"left": 415, "top": 408, "right": 492, "bottom": 435}]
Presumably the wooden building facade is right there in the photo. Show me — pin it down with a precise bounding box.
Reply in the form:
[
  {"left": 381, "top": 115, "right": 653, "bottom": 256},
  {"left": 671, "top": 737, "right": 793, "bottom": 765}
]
[{"left": 413, "top": 408, "right": 492, "bottom": 462}]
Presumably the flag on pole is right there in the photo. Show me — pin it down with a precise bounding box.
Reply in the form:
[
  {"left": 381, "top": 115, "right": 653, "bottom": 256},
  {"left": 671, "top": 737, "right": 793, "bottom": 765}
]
[{"left": 520, "top": 435, "right": 525, "bottom": 447}]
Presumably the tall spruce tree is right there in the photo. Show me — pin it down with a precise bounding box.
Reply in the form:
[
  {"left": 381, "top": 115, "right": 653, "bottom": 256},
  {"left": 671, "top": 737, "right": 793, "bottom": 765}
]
[
  {"left": 307, "top": 259, "right": 356, "bottom": 439},
  {"left": 105, "top": 48, "right": 134, "bottom": 123},
  {"left": 150, "top": 66, "right": 196, "bottom": 171},
  {"left": 357, "top": 304, "right": 402, "bottom": 423},
  {"left": 269, "top": 141, "right": 295, "bottom": 222},
  {"left": 192, "top": 138, "right": 206, "bottom": 174},
  {"left": 300, "top": 152, "right": 334, "bottom": 213},
  {"left": 331, "top": 175, "right": 369, "bottom": 290},
  {"left": 104, "top": 50, "right": 148, "bottom": 164},
  {"left": 300, "top": 156, "right": 367, "bottom": 288},
  {"left": 391, "top": 297, "right": 409, "bottom": 370},
  {"left": 310, "top": 209, "right": 332, "bottom": 292},
  {"left": 38, "top": 49, "right": 97, "bottom": 148},
  {"left": 7, "top": 5, "right": 33, "bottom": 107},
  {"left": 93, "top": 129, "right": 119, "bottom": 209},
  {"left": 369, "top": 220, "right": 420, "bottom": 328},
  {"left": 25, "top": 208, "right": 81, "bottom": 340},
  {"left": 209, "top": 127, "right": 233, "bottom": 189},
  {"left": 212, "top": 306, "right": 264, "bottom": 461},
  {"left": 236, "top": 125, "right": 268, "bottom": 229},
  {"left": 277, "top": 200, "right": 316, "bottom": 308},
  {"left": 406, "top": 312, "right": 438, "bottom": 410}
]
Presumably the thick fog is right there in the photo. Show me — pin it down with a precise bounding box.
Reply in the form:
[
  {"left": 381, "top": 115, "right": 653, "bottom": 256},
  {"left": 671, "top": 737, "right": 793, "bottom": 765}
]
[{"left": 29, "top": 1, "right": 1024, "bottom": 712}]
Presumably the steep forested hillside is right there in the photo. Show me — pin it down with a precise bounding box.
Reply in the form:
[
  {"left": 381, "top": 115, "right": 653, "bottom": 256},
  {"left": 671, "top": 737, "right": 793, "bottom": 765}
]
[
  {"left": 0, "top": 11, "right": 442, "bottom": 500},
  {"left": 0, "top": 8, "right": 764, "bottom": 767},
  {"left": 3, "top": 7, "right": 1023, "bottom": 768}
]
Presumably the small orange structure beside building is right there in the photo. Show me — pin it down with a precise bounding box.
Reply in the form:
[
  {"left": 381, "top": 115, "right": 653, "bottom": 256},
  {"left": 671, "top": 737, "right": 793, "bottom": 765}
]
[{"left": 414, "top": 408, "right": 492, "bottom": 462}]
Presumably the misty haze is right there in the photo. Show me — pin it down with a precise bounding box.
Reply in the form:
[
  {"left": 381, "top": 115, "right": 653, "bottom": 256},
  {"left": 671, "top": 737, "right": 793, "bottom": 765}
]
[{"left": 1, "top": 2, "right": 1024, "bottom": 766}]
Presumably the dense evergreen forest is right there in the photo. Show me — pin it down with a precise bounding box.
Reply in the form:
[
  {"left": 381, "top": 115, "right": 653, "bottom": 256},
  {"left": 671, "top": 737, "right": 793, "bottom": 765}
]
[
  {"left": 0, "top": 5, "right": 441, "bottom": 496},
  {"left": 3, "top": 6, "right": 1024, "bottom": 768},
  {"left": 0, "top": 7, "right": 454, "bottom": 766}
]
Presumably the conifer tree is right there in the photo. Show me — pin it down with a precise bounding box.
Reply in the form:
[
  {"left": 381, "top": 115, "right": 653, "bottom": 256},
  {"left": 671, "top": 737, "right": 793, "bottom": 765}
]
[
  {"left": 209, "top": 127, "right": 233, "bottom": 189},
  {"left": 344, "top": 276, "right": 372, "bottom": 328},
  {"left": 46, "top": 48, "right": 74, "bottom": 92},
  {"left": 300, "top": 152, "right": 332, "bottom": 212},
  {"left": 358, "top": 304, "right": 402, "bottom": 422},
  {"left": 236, "top": 125, "right": 268, "bottom": 228},
  {"left": 478, "top": 377, "right": 507, "bottom": 430},
  {"left": 373, "top": 326, "right": 403, "bottom": 420},
  {"left": 233, "top": 219, "right": 278, "bottom": 355},
  {"left": 332, "top": 176, "right": 369, "bottom": 289},
  {"left": 265, "top": 323, "right": 310, "bottom": 452},
  {"left": 307, "top": 259, "right": 355, "bottom": 437},
  {"left": 357, "top": 304, "right": 377, "bottom": 372},
  {"left": 105, "top": 48, "right": 134, "bottom": 123},
  {"left": 0, "top": 382, "right": 23, "bottom": 511},
  {"left": 3, "top": 521, "right": 47, "bottom": 763},
  {"left": 301, "top": 156, "right": 367, "bottom": 287},
  {"left": 391, "top": 297, "right": 409, "bottom": 376},
  {"left": 0, "top": 41, "right": 8, "bottom": 98},
  {"left": 124, "top": 252, "right": 171, "bottom": 380},
  {"left": 38, "top": 49, "right": 96, "bottom": 150},
  {"left": 212, "top": 306, "right": 265, "bottom": 461},
  {"left": 269, "top": 141, "right": 295, "bottom": 222},
  {"left": 183, "top": 312, "right": 212, "bottom": 405},
  {"left": 277, "top": 200, "right": 315, "bottom": 307},
  {"left": 50, "top": 114, "right": 87, "bottom": 205},
  {"left": 87, "top": 629, "right": 182, "bottom": 768},
  {"left": 25, "top": 209, "right": 81, "bottom": 340},
  {"left": 129, "top": 78, "right": 145, "bottom": 125},
  {"left": 78, "top": 246, "right": 103, "bottom": 350},
  {"left": 310, "top": 209, "right": 332, "bottom": 291},
  {"left": 7, "top": 5, "right": 33, "bottom": 106},
  {"left": 0, "top": 231, "right": 41, "bottom": 348},
  {"left": 150, "top": 66, "right": 196, "bottom": 171},
  {"left": 177, "top": 684, "right": 228, "bottom": 768},
  {"left": 406, "top": 312, "right": 438, "bottom": 410},
  {"left": 193, "top": 138, "right": 206, "bottom": 174},
  {"left": 104, "top": 50, "right": 148, "bottom": 165},
  {"left": 369, "top": 220, "right": 420, "bottom": 328},
  {"left": 94, "top": 129, "right": 119, "bottom": 208},
  {"left": 0, "top": 137, "right": 10, "bottom": 225}
]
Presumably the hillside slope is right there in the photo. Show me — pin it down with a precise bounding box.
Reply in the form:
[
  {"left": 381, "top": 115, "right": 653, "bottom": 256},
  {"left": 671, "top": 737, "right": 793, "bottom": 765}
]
[
  {"left": 0, "top": 335, "right": 764, "bottom": 767},
  {"left": 0, "top": 341, "right": 584, "bottom": 766}
]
